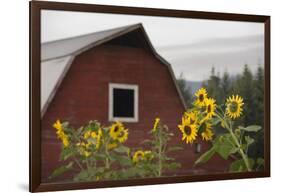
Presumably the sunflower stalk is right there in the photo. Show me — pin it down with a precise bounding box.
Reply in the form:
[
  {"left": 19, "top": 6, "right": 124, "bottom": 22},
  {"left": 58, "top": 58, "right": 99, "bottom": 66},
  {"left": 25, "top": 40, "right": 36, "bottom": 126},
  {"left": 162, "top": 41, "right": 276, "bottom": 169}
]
[
  {"left": 158, "top": 127, "right": 163, "bottom": 177},
  {"left": 73, "top": 156, "right": 85, "bottom": 171},
  {"left": 188, "top": 88, "right": 262, "bottom": 172},
  {"left": 228, "top": 124, "right": 251, "bottom": 172},
  {"left": 215, "top": 113, "right": 251, "bottom": 172}
]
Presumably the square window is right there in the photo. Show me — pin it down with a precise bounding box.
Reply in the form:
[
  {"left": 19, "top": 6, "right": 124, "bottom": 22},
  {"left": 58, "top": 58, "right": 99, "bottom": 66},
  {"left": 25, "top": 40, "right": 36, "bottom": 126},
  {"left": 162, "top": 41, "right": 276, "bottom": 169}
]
[
  {"left": 109, "top": 83, "right": 138, "bottom": 122},
  {"left": 113, "top": 88, "right": 134, "bottom": 118}
]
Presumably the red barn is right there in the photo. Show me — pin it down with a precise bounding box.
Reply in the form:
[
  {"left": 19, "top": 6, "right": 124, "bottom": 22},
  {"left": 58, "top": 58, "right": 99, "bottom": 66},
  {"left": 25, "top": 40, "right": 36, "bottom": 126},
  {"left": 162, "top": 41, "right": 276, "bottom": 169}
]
[{"left": 41, "top": 23, "right": 228, "bottom": 182}]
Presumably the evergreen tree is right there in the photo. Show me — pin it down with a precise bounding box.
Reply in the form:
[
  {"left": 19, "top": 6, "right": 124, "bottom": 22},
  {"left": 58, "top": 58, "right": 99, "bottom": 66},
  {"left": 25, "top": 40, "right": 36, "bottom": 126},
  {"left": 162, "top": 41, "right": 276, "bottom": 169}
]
[
  {"left": 253, "top": 66, "right": 264, "bottom": 126},
  {"left": 177, "top": 73, "right": 192, "bottom": 108},
  {"left": 233, "top": 64, "right": 255, "bottom": 126},
  {"left": 202, "top": 65, "right": 264, "bottom": 160},
  {"left": 221, "top": 71, "right": 232, "bottom": 100},
  {"left": 250, "top": 66, "right": 265, "bottom": 159},
  {"left": 205, "top": 67, "right": 223, "bottom": 103}
]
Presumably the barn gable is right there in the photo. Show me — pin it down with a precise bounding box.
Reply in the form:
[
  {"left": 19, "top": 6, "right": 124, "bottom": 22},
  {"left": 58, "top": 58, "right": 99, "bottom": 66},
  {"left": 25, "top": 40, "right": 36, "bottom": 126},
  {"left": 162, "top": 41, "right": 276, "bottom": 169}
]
[
  {"left": 41, "top": 23, "right": 186, "bottom": 116},
  {"left": 41, "top": 24, "right": 232, "bottom": 182}
]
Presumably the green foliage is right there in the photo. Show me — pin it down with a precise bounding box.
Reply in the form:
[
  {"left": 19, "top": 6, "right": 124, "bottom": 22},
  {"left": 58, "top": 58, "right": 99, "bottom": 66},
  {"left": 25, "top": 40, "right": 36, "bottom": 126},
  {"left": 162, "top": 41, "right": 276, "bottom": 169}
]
[
  {"left": 177, "top": 73, "right": 193, "bottom": 108},
  {"left": 49, "top": 162, "right": 73, "bottom": 179},
  {"left": 195, "top": 147, "right": 216, "bottom": 165},
  {"left": 229, "top": 158, "right": 255, "bottom": 172},
  {"left": 201, "top": 65, "right": 264, "bottom": 160},
  {"left": 51, "top": 120, "right": 134, "bottom": 182},
  {"left": 239, "top": 125, "right": 262, "bottom": 132},
  {"left": 193, "top": 87, "right": 263, "bottom": 172},
  {"left": 213, "top": 135, "right": 237, "bottom": 160},
  {"left": 195, "top": 115, "right": 263, "bottom": 172},
  {"left": 138, "top": 121, "right": 182, "bottom": 177},
  {"left": 50, "top": 119, "right": 182, "bottom": 182}
]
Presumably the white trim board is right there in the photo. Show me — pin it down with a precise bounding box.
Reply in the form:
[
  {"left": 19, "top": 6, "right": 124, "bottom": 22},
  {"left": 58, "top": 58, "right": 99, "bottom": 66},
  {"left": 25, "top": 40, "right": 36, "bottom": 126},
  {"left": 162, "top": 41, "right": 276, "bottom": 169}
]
[{"left": 108, "top": 83, "right": 139, "bottom": 123}]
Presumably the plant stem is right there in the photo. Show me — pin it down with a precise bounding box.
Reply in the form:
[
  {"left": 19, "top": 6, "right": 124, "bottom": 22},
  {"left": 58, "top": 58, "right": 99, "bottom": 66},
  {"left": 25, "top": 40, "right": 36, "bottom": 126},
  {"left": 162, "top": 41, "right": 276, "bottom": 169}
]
[
  {"left": 229, "top": 128, "right": 251, "bottom": 171},
  {"left": 73, "top": 156, "right": 85, "bottom": 171},
  {"left": 216, "top": 113, "right": 251, "bottom": 172},
  {"left": 104, "top": 138, "right": 110, "bottom": 169},
  {"left": 86, "top": 158, "right": 90, "bottom": 170},
  {"left": 158, "top": 129, "right": 162, "bottom": 177}
]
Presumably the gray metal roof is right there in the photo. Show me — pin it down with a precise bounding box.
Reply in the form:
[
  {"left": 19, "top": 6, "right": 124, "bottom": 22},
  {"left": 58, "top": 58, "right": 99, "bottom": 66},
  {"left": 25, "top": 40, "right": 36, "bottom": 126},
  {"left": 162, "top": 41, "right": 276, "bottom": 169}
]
[
  {"left": 41, "top": 23, "right": 187, "bottom": 116},
  {"left": 41, "top": 24, "right": 142, "bottom": 61}
]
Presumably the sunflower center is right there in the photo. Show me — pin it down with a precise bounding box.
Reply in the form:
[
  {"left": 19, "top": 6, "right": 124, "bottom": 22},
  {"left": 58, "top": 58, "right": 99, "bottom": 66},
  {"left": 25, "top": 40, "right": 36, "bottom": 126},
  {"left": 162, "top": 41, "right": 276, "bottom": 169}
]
[
  {"left": 229, "top": 101, "right": 238, "bottom": 113},
  {"left": 184, "top": 125, "right": 192, "bottom": 135},
  {"left": 201, "top": 122, "right": 207, "bottom": 132},
  {"left": 114, "top": 126, "right": 120, "bottom": 133},
  {"left": 137, "top": 153, "right": 143, "bottom": 159},
  {"left": 199, "top": 94, "right": 204, "bottom": 102},
  {"left": 207, "top": 105, "right": 211, "bottom": 113},
  {"left": 118, "top": 130, "right": 124, "bottom": 137}
]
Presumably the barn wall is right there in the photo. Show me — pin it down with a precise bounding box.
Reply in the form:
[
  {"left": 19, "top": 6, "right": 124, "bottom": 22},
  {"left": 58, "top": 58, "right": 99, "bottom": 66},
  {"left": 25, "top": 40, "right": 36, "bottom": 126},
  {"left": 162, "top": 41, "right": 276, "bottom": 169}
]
[{"left": 41, "top": 44, "right": 229, "bottom": 182}]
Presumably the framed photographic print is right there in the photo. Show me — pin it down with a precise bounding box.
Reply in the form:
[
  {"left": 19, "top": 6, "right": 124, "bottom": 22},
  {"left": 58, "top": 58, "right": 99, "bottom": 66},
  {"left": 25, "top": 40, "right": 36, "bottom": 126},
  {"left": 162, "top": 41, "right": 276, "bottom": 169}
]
[{"left": 30, "top": 1, "right": 270, "bottom": 192}]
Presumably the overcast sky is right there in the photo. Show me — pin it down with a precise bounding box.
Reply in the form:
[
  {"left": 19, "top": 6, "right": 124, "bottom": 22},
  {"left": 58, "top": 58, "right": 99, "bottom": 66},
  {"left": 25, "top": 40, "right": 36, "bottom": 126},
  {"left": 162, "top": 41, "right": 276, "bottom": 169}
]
[{"left": 42, "top": 10, "right": 264, "bottom": 81}]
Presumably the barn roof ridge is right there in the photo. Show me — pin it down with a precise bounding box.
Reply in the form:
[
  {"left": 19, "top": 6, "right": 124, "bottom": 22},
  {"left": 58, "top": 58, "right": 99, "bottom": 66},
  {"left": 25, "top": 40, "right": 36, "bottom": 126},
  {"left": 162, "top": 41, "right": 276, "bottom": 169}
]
[
  {"left": 41, "top": 23, "right": 187, "bottom": 116},
  {"left": 41, "top": 23, "right": 143, "bottom": 61},
  {"left": 42, "top": 23, "right": 142, "bottom": 46}
]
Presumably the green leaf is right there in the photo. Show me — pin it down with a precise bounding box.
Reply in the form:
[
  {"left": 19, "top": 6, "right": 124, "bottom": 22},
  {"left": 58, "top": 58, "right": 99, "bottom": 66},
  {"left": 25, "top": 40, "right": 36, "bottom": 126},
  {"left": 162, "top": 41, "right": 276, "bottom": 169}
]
[
  {"left": 234, "top": 128, "right": 242, "bottom": 138},
  {"left": 162, "top": 156, "right": 175, "bottom": 161},
  {"left": 73, "top": 170, "right": 90, "bottom": 182},
  {"left": 195, "top": 147, "right": 216, "bottom": 165},
  {"left": 113, "top": 145, "right": 130, "bottom": 154},
  {"left": 213, "top": 135, "right": 236, "bottom": 160},
  {"left": 141, "top": 139, "right": 153, "bottom": 145},
  {"left": 59, "top": 147, "right": 74, "bottom": 161},
  {"left": 245, "top": 136, "right": 254, "bottom": 146},
  {"left": 164, "top": 162, "right": 181, "bottom": 170},
  {"left": 166, "top": 146, "right": 183, "bottom": 153},
  {"left": 123, "top": 167, "right": 143, "bottom": 178},
  {"left": 49, "top": 162, "right": 73, "bottom": 179},
  {"left": 257, "top": 158, "right": 265, "bottom": 167},
  {"left": 110, "top": 154, "right": 132, "bottom": 166},
  {"left": 211, "top": 117, "right": 221, "bottom": 125},
  {"left": 238, "top": 126, "right": 245, "bottom": 130},
  {"left": 76, "top": 126, "right": 84, "bottom": 135},
  {"left": 240, "top": 125, "right": 262, "bottom": 132},
  {"left": 229, "top": 159, "right": 255, "bottom": 172},
  {"left": 95, "top": 153, "right": 107, "bottom": 160}
]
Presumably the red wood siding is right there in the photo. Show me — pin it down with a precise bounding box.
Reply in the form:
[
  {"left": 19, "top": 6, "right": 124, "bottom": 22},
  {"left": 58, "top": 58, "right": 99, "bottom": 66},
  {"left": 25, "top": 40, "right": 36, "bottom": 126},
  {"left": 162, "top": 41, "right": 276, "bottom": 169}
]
[{"left": 41, "top": 44, "right": 230, "bottom": 182}]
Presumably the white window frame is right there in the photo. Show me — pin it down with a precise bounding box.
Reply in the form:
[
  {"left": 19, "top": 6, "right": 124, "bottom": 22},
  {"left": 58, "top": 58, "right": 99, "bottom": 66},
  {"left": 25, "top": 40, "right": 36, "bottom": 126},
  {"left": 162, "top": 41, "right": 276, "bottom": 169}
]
[{"left": 109, "top": 83, "right": 139, "bottom": 122}]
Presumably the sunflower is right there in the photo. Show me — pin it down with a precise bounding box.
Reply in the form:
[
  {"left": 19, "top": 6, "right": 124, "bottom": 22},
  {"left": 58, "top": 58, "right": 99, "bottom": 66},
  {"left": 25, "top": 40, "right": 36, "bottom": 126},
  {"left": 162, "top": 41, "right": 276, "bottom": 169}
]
[
  {"left": 204, "top": 98, "right": 216, "bottom": 119},
  {"left": 226, "top": 95, "right": 244, "bottom": 119},
  {"left": 53, "top": 120, "right": 69, "bottom": 147},
  {"left": 152, "top": 117, "right": 160, "bottom": 132},
  {"left": 84, "top": 130, "right": 91, "bottom": 139},
  {"left": 184, "top": 111, "right": 198, "bottom": 125},
  {"left": 109, "top": 121, "right": 123, "bottom": 139},
  {"left": 117, "top": 128, "right": 129, "bottom": 143},
  {"left": 53, "top": 120, "right": 63, "bottom": 131},
  {"left": 95, "top": 128, "right": 102, "bottom": 149},
  {"left": 200, "top": 122, "right": 214, "bottom": 141},
  {"left": 60, "top": 135, "right": 69, "bottom": 147},
  {"left": 76, "top": 142, "right": 91, "bottom": 157},
  {"left": 132, "top": 150, "right": 145, "bottom": 163},
  {"left": 178, "top": 117, "right": 198, "bottom": 144},
  {"left": 83, "top": 151, "right": 91, "bottom": 157},
  {"left": 85, "top": 129, "right": 103, "bottom": 149},
  {"left": 195, "top": 88, "right": 208, "bottom": 107},
  {"left": 144, "top": 150, "right": 154, "bottom": 161}
]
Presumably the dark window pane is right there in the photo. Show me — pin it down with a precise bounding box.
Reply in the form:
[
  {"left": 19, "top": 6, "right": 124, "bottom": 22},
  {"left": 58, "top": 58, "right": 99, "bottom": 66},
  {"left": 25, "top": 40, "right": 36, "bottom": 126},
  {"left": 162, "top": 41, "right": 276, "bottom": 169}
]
[{"left": 113, "top": 88, "right": 134, "bottom": 118}]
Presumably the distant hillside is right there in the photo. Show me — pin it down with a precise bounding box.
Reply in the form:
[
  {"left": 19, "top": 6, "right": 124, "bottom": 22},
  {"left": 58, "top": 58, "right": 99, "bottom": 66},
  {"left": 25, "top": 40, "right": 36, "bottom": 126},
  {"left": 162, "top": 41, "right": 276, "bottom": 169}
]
[{"left": 184, "top": 80, "right": 203, "bottom": 94}]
